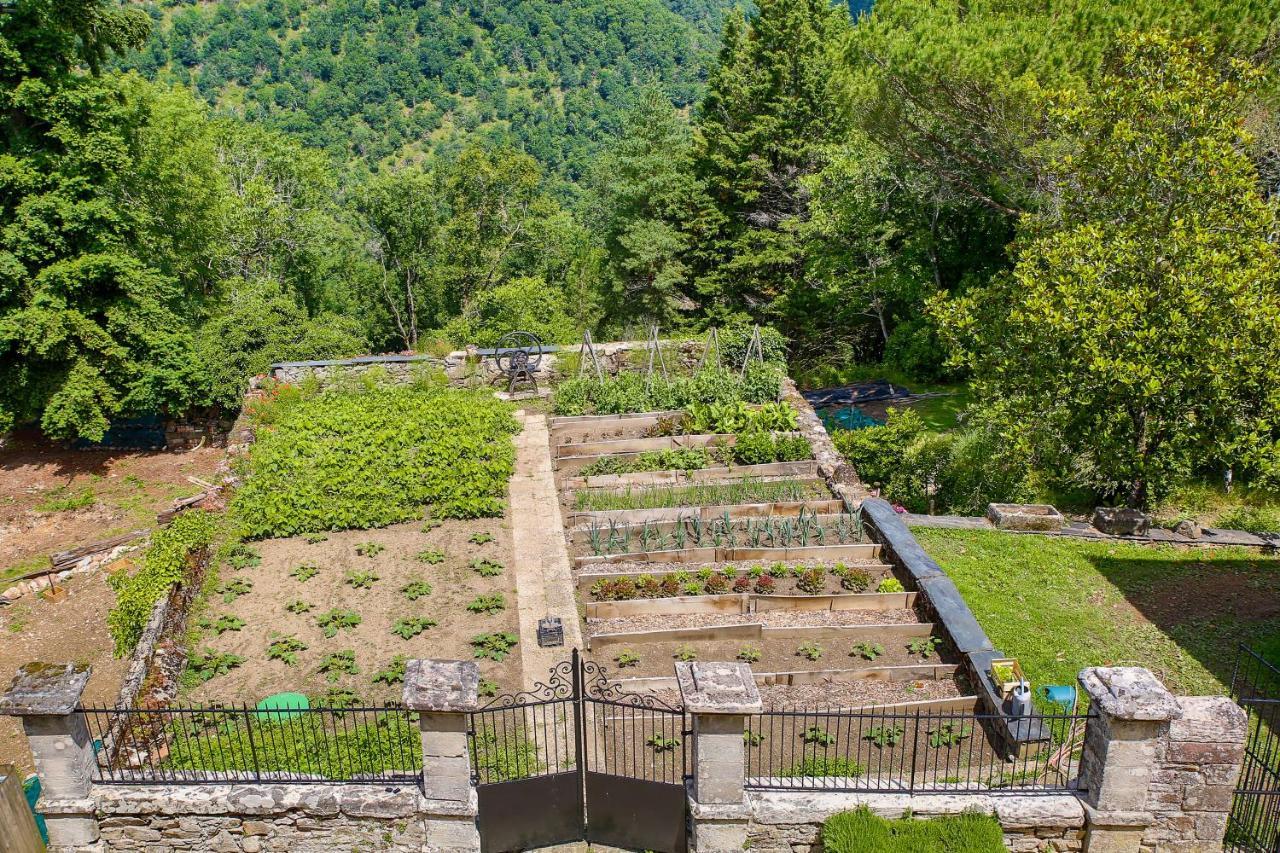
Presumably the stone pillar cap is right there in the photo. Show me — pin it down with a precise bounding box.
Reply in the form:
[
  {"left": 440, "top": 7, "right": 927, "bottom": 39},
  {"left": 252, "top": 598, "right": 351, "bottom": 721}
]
[
  {"left": 1079, "top": 666, "right": 1182, "bottom": 722},
  {"left": 675, "top": 661, "right": 762, "bottom": 714},
  {"left": 0, "top": 663, "right": 91, "bottom": 716},
  {"left": 402, "top": 660, "right": 481, "bottom": 712}
]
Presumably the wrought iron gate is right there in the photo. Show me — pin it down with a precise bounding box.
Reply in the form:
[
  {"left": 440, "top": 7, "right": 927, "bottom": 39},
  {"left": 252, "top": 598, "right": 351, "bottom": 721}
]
[
  {"left": 468, "top": 650, "right": 688, "bottom": 853},
  {"left": 1226, "top": 644, "right": 1280, "bottom": 852}
]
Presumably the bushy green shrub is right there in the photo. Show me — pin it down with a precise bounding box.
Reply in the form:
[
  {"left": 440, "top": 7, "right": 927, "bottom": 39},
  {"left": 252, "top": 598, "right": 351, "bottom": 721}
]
[
  {"left": 718, "top": 323, "right": 789, "bottom": 367},
  {"left": 832, "top": 407, "right": 926, "bottom": 487},
  {"left": 821, "top": 806, "right": 1003, "bottom": 852},
  {"left": 552, "top": 363, "right": 782, "bottom": 416},
  {"left": 233, "top": 385, "right": 519, "bottom": 537},
  {"left": 437, "top": 277, "right": 578, "bottom": 347},
  {"left": 109, "top": 510, "right": 218, "bottom": 656}
]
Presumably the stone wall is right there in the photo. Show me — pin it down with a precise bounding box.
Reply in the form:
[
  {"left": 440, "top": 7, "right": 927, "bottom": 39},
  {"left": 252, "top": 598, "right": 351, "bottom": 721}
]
[
  {"left": 782, "top": 377, "right": 868, "bottom": 501},
  {"left": 1143, "top": 696, "right": 1248, "bottom": 851},
  {"left": 84, "top": 785, "right": 432, "bottom": 853},
  {"left": 164, "top": 413, "right": 236, "bottom": 451},
  {"left": 743, "top": 790, "right": 1085, "bottom": 853}
]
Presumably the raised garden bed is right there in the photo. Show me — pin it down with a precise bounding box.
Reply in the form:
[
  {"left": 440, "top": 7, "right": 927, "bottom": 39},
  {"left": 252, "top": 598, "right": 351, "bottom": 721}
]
[
  {"left": 569, "top": 478, "right": 832, "bottom": 512},
  {"left": 563, "top": 459, "right": 819, "bottom": 490},
  {"left": 567, "top": 498, "right": 847, "bottom": 526},
  {"left": 573, "top": 561, "right": 893, "bottom": 596},
  {"left": 588, "top": 620, "right": 936, "bottom": 648},
  {"left": 592, "top": 634, "right": 950, "bottom": 679},
  {"left": 584, "top": 591, "right": 917, "bottom": 619},
  {"left": 573, "top": 542, "right": 882, "bottom": 568},
  {"left": 570, "top": 511, "right": 863, "bottom": 554}
]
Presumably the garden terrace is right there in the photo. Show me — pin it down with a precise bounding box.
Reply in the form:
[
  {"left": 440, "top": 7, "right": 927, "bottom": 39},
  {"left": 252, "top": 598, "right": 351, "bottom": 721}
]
[{"left": 183, "top": 516, "right": 522, "bottom": 704}]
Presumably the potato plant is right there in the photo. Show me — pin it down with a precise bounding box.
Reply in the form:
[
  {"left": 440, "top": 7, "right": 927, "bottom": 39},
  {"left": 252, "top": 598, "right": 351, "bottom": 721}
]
[
  {"left": 267, "top": 636, "right": 307, "bottom": 666},
  {"left": 345, "top": 569, "right": 379, "bottom": 589},
  {"left": 466, "top": 593, "right": 506, "bottom": 615},
  {"left": 470, "top": 558, "right": 504, "bottom": 577},
  {"left": 355, "top": 541, "right": 385, "bottom": 558},
  {"left": 416, "top": 549, "right": 445, "bottom": 564},
  {"left": 392, "top": 617, "right": 438, "bottom": 639},
  {"left": 290, "top": 564, "right": 319, "bottom": 582},
  {"left": 401, "top": 579, "right": 432, "bottom": 601},
  {"left": 316, "top": 609, "right": 362, "bottom": 638},
  {"left": 471, "top": 632, "right": 518, "bottom": 661},
  {"left": 317, "top": 650, "right": 359, "bottom": 682},
  {"left": 218, "top": 579, "right": 252, "bottom": 603},
  {"left": 200, "top": 615, "right": 245, "bottom": 635},
  {"left": 372, "top": 655, "right": 408, "bottom": 685},
  {"left": 187, "top": 649, "right": 245, "bottom": 683}
]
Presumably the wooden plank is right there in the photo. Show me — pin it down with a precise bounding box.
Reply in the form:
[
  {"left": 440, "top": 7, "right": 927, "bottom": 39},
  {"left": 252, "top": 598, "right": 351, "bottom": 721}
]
[
  {"left": 0, "top": 765, "right": 45, "bottom": 853},
  {"left": 755, "top": 663, "right": 958, "bottom": 686},
  {"left": 573, "top": 542, "right": 880, "bottom": 568},
  {"left": 50, "top": 529, "right": 149, "bottom": 570},
  {"left": 761, "top": 622, "right": 935, "bottom": 641},
  {"left": 549, "top": 410, "right": 683, "bottom": 428},
  {"left": 751, "top": 592, "right": 915, "bottom": 613},
  {"left": 585, "top": 593, "right": 748, "bottom": 619},
  {"left": 555, "top": 432, "right": 736, "bottom": 460},
  {"left": 589, "top": 622, "right": 762, "bottom": 649}
]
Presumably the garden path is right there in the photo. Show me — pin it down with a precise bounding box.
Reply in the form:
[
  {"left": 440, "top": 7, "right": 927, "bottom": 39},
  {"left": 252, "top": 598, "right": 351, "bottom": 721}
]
[{"left": 510, "top": 410, "right": 583, "bottom": 688}]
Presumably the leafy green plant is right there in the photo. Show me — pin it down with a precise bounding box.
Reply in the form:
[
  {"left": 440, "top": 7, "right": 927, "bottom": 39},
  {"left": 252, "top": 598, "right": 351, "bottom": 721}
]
[
  {"left": 392, "top": 617, "right": 438, "bottom": 639},
  {"left": 469, "top": 531, "right": 494, "bottom": 545},
  {"left": 416, "top": 549, "right": 445, "bottom": 564},
  {"left": 267, "top": 636, "right": 307, "bottom": 666},
  {"left": 321, "top": 688, "right": 361, "bottom": 708},
  {"left": 285, "top": 600, "right": 313, "bottom": 614},
  {"left": 737, "top": 645, "right": 762, "bottom": 663},
  {"left": 355, "top": 541, "right": 385, "bottom": 558},
  {"left": 836, "top": 566, "right": 871, "bottom": 592},
  {"left": 674, "top": 645, "right": 697, "bottom": 662},
  {"left": 797, "top": 641, "right": 823, "bottom": 661},
  {"left": 878, "top": 577, "right": 905, "bottom": 594},
  {"left": 345, "top": 569, "right": 379, "bottom": 589},
  {"left": 928, "top": 722, "right": 972, "bottom": 748},
  {"left": 316, "top": 609, "right": 362, "bottom": 638},
  {"left": 796, "top": 567, "right": 826, "bottom": 595},
  {"left": 421, "top": 518, "right": 443, "bottom": 533},
  {"left": 372, "top": 655, "right": 408, "bottom": 685},
  {"left": 615, "top": 650, "right": 641, "bottom": 667},
  {"left": 225, "top": 543, "right": 261, "bottom": 570},
  {"left": 201, "top": 615, "right": 245, "bottom": 635},
  {"left": 802, "top": 725, "right": 836, "bottom": 746},
  {"left": 218, "top": 579, "right": 252, "bottom": 603},
  {"left": 401, "top": 579, "right": 433, "bottom": 601},
  {"left": 744, "top": 730, "right": 766, "bottom": 746},
  {"left": 290, "top": 564, "right": 320, "bottom": 582},
  {"left": 304, "top": 533, "right": 328, "bottom": 544},
  {"left": 108, "top": 510, "right": 217, "bottom": 655},
  {"left": 864, "top": 724, "right": 904, "bottom": 748},
  {"left": 186, "top": 649, "right": 246, "bottom": 684},
  {"left": 317, "top": 650, "right": 359, "bottom": 682},
  {"left": 466, "top": 593, "right": 506, "bottom": 615},
  {"left": 478, "top": 678, "right": 498, "bottom": 698},
  {"left": 908, "top": 637, "right": 942, "bottom": 659},
  {"left": 646, "top": 734, "right": 681, "bottom": 752},
  {"left": 851, "top": 642, "right": 884, "bottom": 661},
  {"left": 471, "top": 632, "right": 519, "bottom": 661},
  {"left": 470, "top": 558, "right": 504, "bottom": 577}
]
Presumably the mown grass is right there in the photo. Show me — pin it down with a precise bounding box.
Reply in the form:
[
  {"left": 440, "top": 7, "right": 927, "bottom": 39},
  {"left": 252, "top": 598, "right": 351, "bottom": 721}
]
[
  {"left": 821, "top": 805, "right": 1004, "bottom": 853},
  {"left": 914, "top": 528, "right": 1280, "bottom": 701}
]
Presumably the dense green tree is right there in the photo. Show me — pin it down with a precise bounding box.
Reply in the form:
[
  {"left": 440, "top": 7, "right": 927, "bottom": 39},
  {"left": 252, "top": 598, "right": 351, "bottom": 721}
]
[{"left": 937, "top": 34, "right": 1280, "bottom": 508}]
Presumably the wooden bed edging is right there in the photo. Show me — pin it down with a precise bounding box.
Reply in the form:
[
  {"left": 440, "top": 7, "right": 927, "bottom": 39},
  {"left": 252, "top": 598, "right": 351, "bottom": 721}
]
[
  {"left": 608, "top": 663, "right": 959, "bottom": 692},
  {"left": 584, "top": 591, "right": 917, "bottom": 619},
  {"left": 588, "top": 621, "right": 935, "bottom": 649},
  {"left": 574, "top": 542, "right": 882, "bottom": 568},
  {"left": 567, "top": 499, "right": 847, "bottom": 527}
]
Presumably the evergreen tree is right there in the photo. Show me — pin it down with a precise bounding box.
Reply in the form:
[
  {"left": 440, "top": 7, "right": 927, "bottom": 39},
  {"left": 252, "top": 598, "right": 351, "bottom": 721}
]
[{"left": 690, "top": 0, "right": 854, "bottom": 330}]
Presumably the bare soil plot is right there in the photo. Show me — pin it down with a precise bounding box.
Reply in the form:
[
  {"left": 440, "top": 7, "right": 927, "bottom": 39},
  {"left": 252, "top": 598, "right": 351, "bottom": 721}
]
[
  {"left": 0, "top": 431, "right": 221, "bottom": 580},
  {"left": 0, "top": 572, "right": 129, "bottom": 773},
  {"left": 187, "top": 516, "right": 521, "bottom": 704}
]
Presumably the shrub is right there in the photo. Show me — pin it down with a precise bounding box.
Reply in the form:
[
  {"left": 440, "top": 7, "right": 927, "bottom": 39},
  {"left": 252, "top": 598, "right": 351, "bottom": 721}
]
[
  {"left": 109, "top": 510, "right": 218, "bottom": 656},
  {"left": 821, "top": 806, "right": 1004, "bottom": 852},
  {"left": 832, "top": 408, "right": 926, "bottom": 487},
  {"left": 233, "top": 386, "right": 519, "bottom": 536}
]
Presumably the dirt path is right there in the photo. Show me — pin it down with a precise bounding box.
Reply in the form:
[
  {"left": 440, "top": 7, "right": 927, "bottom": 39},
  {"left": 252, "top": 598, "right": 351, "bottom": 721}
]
[
  {"left": 510, "top": 411, "right": 583, "bottom": 688},
  {"left": 0, "top": 572, "right": 130, "bottom": 774}
]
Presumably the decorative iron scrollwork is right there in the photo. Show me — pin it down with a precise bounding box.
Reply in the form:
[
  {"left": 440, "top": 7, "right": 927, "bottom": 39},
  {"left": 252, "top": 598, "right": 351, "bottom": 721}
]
[
  {"left": 475, "top": 652, "right": 684, "bottom": 713},
  {"left": 478, "top": 656, "right": 575, "bottom": 709}
]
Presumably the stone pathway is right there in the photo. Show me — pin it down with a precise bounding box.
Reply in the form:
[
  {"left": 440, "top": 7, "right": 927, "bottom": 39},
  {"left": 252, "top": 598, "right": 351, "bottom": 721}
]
[{"left": 510, "top": 410, "right": 584, "bottom": 689}]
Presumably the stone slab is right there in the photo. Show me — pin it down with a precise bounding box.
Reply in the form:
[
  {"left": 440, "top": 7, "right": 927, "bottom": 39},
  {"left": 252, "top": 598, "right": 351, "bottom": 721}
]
[
  {"left": 1079, "top": 667, "right": 1182, "bottom": 722},
  {"left": 402, "top": 660, "right": 480, "bottom": 712},
  {"left": 676, "top": 661, "right": 762, "bottom": 714},
  {"left": 0, "top": 662, "right": 91, "bottom": 715}
]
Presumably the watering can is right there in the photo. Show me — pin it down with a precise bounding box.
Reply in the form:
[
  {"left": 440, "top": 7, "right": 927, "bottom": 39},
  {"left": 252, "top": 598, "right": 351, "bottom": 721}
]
[{"left": 1009, "top": 681, "right": 1033, "bottom": 718}]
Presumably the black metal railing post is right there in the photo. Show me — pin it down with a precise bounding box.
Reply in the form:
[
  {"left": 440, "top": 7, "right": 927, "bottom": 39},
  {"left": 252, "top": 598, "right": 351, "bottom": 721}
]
[
  {"left": 909, "top": 709, "right": 920, "bottom": 795},
  {"left": 243, "top": 704, "right": 261, "bottom": 782}
]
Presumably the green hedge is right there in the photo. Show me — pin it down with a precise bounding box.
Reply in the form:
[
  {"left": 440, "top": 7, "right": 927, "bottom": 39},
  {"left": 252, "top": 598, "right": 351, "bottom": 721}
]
[
  {"left": 821, "top": 806, "right": 1004, "bottom": 853},
  {"left": 108, "top": 510, "right": 218, "bottom": 656},
  {"left": 232, "top": 385, "right": 519, "bottom": 537}
]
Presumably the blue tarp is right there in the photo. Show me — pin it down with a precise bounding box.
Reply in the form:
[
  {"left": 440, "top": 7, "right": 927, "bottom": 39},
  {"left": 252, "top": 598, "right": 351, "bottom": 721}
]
[
  {"left": 802, "top": 379, "right": 911, "bottom": 408},
  {"left": 72, "top": 414, "right": 166, "bottom": 450}
]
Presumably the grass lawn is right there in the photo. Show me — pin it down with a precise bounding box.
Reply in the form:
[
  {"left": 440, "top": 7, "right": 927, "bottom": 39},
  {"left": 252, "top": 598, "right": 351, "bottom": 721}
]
[{"left": 913, "top": 528, "right": 1280, "bottom": 702}]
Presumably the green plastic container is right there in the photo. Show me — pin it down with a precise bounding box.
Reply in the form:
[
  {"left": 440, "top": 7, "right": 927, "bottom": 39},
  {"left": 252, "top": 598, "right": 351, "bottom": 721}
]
[{"left": 254, "top": 692, "right": 310, "bottom": 720}]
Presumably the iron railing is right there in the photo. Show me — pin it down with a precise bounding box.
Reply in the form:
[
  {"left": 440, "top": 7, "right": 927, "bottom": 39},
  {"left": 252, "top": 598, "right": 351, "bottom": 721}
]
[
  {"left": 81, "top": 704, "right": 420, "bottom": 785},
  {"left": 1226, "top": 644, "right": 1280, "bottom": 852},
  {"left": 744, "top": 706, "right": 1093, "bottom": 793}
]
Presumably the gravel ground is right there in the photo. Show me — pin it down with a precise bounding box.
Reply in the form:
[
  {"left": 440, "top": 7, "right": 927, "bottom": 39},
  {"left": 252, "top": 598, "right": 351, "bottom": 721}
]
[
  {"left": 642, "top": 677, "right": 965, "bottom": 710},
  {"left": 588, "top": 608, "right": 921, "bottom": 636}
]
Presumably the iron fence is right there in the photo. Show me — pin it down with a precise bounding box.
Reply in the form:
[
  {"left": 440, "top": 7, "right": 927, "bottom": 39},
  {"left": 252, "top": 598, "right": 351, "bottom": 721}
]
[
  {"left": 81, "top": 704, "right": 420, "bottom": 785},
  {"left": 744, "top": 706, "right": 1092, "bottom": 793},
  {"left": 1226, "top": 644, "right": 1280, "bottom": 852}
]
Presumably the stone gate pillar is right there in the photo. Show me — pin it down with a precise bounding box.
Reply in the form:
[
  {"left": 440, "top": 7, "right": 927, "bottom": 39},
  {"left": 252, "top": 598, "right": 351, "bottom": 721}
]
[
  {"left": 1077, "top": 666, "right": 1182, "bottom": 852},
  {"left": 0, "top": 662, "right": 99, "bottom": 848},
  {"left": 677, "top": 660, "right": 762, "bottom": 853},
  {"left": 403, "top": 659, "right": 482, "bottom": 853}
]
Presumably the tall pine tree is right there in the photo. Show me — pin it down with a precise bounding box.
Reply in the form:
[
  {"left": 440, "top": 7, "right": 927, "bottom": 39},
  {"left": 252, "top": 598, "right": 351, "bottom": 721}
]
[{"left": 691, "top": 0, "right": 854, "bottom": 334}]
